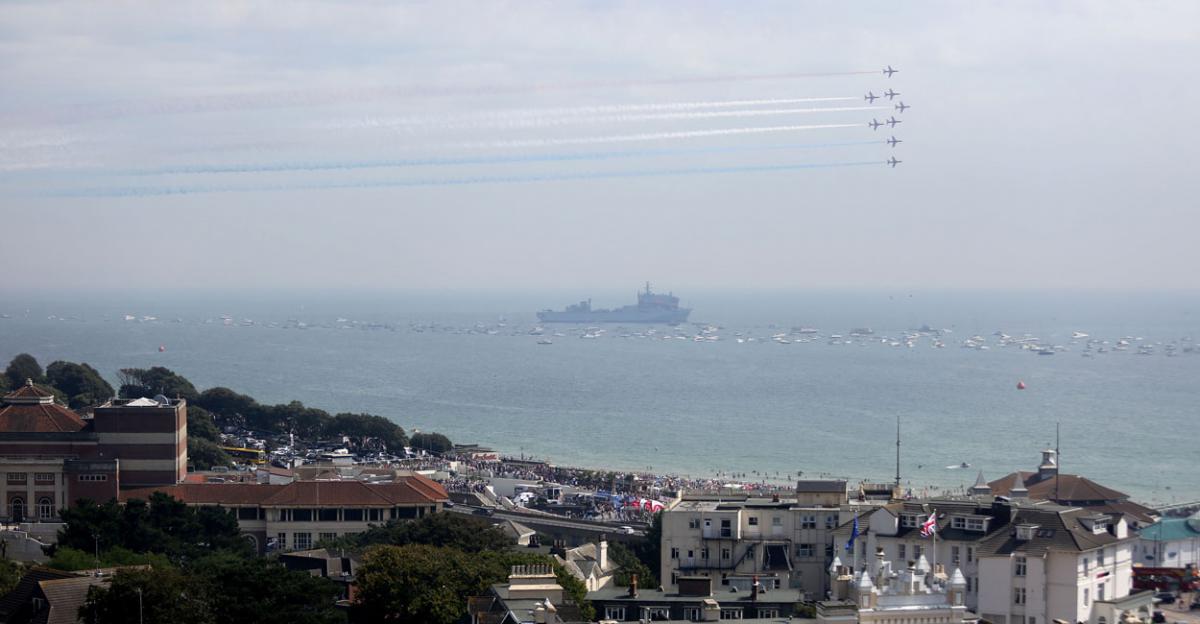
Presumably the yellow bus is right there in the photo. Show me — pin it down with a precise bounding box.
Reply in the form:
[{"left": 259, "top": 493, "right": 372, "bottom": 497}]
[{"left": 221, "top": 446, "right": 267, "bottom": 464}]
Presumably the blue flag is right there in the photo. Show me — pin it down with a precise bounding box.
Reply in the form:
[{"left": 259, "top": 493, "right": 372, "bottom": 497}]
[{"left": 845, "top": 515, "right": 859, "bottom": 552}]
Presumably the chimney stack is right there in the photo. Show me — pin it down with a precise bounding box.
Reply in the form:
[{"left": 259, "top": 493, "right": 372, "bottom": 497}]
[
  {"left": 598, "top": 535, "right": 608, "bottom": 571},
  {"left": 628, "top": 573, "right": 639, "bottom": 598},
  {"left": 751, "top": 575, "right": 759, "bottom": 602}
]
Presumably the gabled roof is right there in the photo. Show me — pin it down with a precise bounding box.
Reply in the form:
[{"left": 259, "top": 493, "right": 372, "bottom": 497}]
[
  {"left": 38, "top": 576, "right": 107, "bottom": 624},
  {"left": 0, "top": 567, "right": 76, "bottom": 620}
]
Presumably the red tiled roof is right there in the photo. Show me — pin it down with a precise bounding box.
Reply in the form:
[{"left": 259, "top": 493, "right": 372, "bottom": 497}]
[
  {"left": 0, "top": 403, "right": 87, "bottom": 433},
  {"left": 5, "top": 380, "right": 55, "bottom": 400},
  {"left": 120, "top": 477, "right": 449, "bottom": 507}
]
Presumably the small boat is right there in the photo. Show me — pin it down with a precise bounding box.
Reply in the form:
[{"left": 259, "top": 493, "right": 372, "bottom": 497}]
[{"left": 537, "top": 338, "right": 553, "bottom": 345}]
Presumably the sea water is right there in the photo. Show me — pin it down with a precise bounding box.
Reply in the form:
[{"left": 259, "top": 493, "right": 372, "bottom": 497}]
[{"left": 1, "top": 289, "right": 1196, "bottom": 505}]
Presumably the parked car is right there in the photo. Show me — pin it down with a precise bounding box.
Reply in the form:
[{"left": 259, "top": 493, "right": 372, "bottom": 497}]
[{"left": 1155, "top": 592, "right": 1177, "bottom": 605}]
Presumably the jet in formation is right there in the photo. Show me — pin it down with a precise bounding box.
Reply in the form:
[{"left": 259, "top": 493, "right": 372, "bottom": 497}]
[
  {"left": 895, "top": 101, "right": 910, "bottom": 113},
  {"left": 884, "top": 88, "right": 900, "bottom": 100},
  {"left": 887, "top": 156, "right": 902, "bottom": 168},
  {"left": 886, "top": 116, "right": 902, "bottom": 128},
  {"left": 887, "top": 136, "right": 902, "bottom": 147},
  {"left": 865, "top": 91, "right": 880, "bottom": 103},
  {"left": 869, "top": 119, "right": 884, "bottom": 130},
  {"left": 883, "top": 65, "right": 899, "bottom": 77}
]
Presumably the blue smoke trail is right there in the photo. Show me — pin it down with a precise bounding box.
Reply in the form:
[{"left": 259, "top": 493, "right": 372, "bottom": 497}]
[
  {"left": 123, "top": 140, "right": 882, "bottom": 176},
  {"left": 51, "top": 160, "right": 886, "bottom": 198}
]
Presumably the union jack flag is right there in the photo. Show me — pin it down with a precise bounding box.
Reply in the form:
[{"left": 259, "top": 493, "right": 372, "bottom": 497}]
[{"left": 920, "top": 512, "right": 937, "bottom": 537}]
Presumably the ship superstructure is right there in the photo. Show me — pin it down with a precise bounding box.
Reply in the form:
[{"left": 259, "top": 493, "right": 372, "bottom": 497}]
[{"left": 537, "top": 283, "right": 690, "bottom": 324}]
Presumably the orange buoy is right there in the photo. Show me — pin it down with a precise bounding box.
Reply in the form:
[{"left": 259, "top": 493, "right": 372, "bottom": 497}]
[
  {"left": 1016, "top": 380, "right": 1026, "bottom": 390},
  {"left": 158, "top": 345, "right": 166, "bottom": 352}
]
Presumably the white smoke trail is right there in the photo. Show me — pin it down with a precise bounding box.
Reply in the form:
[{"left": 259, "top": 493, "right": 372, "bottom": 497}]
[
  {"left": 336, "top": 97, "right": 861, "bottom": 130},
  {"left": 456, "top": 123, "right": 862, "bottom": 149}
]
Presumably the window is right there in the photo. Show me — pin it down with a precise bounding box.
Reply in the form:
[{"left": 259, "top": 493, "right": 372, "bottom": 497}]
[
  {"left": 1098, "top": 548, "right": 1105, "bottom": 566},
  {"left": 605, "top": 607, "right": 626, "bottom": 620},
  {"left": 952, "top": 546, "right": 961, "bottom": 565},
  {"left": 343, "top": 508, "right": 364, "bottom": 521},
  {"left": 758, "top": 609, "right": 780, "bottom": 618},
  {"left": 720, "top": 519, "right": 732, "bottom": 537},
  {"left": 967, "top": 547, "right": 974, "bottom": 563},
  {"left": 722, "top": 548, "right": 731, "bottom": 560},
  {"left": 646, "top": 607, "right": 669, "bottom": 620},
  {"left": 367, "top": 509, "right": 382, "bottom": 522},
  {"left": 701, "top": 547, "right": 709, "bottom": 560},
  {"left": 318, "top": 509, "right": 338, "bottom": 522},
  {"left": 291, "top": 509, "right": 312, "bottom": 522},
  {"left": 7, "top": 473, "right": 26, "bottom": 483},
  {"left": 237, "top": 507, "right": 259, "bottom": 520},
  {"left": 720, "top": 608, "right": 743, "bottom": 619},
  {"left": 319, "top": 532, "right": 337, "bottom": 543},
  {"left": 9, "top": 498, "right": 24, "bottom": 521},
  {"left": 772, "top": 516, "right": 782, "bottom": 527},
  {"left": 913, "top": 545, "right": 922, "bottom": 559},
  {"left": 826, "top": 515, "right": 837, "bottom": 529},
  {"left": 898, "top": 544, "right": 907, "bottom": 560},
  {"left": 294, "top": 532, "right": 312, "bottom": 550},
  {"left": 1014, "top": 587, "right": 1026, "bottom": 605},
  {"left": 671, "top": 547, "right": 680, "bottom": 559},
  {"left": 683, "top": 607, "right": 701, "bottom": 621},
  {"left": 1098, "top": 583, "right": 1105, "bottom": 601},
  {"left": 78, "top": 474, "right": 108, "bottom": 482},
  {"left": 1083, "top": 588, "right": 1089, "bottom": 606},
  {"left": 687, "top": 549, "right": 694, "bottom": 559},
  {"left": 34, "top": 473, "right": 55, "bottom": 483},
  {"left": 689, "top": 518, "right": 701, "bottom": 529},
  {"left": 37, "top": 497, "right": 55, "bottom": 520},
  {"left": 966, "top": 518, "right": 986, "bottom": 531},
  {"left": 798, "top": 543, "right": 815, "bottom": 557},
  {"left": 277, "top": 532, "right": 287, "bottom": 551},
  {"left": 1015, "top": 556, "right": 1027, "bottom": 577},
  {"left": 902, "top": 514, "right": 920, "bottom": 528},
  {"left": 801, "top": 515, "right": 817, "bottom": 529},
  {"left": 748, "top": 516, "right": 759, "bottom": 526},
  {"left": 1083, "top": 557, "right": 1090, "bottom": 574},
  {"left": 966, "top": 577, "right": 973, "bottom": 593}
]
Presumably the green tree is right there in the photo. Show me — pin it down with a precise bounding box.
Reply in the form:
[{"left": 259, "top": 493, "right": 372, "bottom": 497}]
[
  {"left": 187, "top": 405, "right": 221, "bottom": 442},
  {"left": 628, "top": 511, "right": 663, "bottom": 585},
  {"left": 47, "top": 546, "right": 172, "bottom": 572},
  {"left": 609, "top": 541, "right": 657, "bottom": 587},
  {"left": 45, "top": 361, "right": 115, "bottom": 408},
  {"left": 326, "top": 510, "right": 512, "bottom": 553},
  {"left": 267, "top": 401, "right": 332, "bottom": 439},
  {"left": 4, "top": 353, "right": 44, "bottom": 388},
  {"left": 355, "top": 544, "right": 485, "bottom": 624},
  {"left": 188, "top": 437, "right": 233, "bottom": 470},
  {"left": 410, "top": 431, "right": 452, "bottom": 454},
  {"left": 79, "top": 566, "right": 214, "bottom": 624},
  {"left": 190, "top": 552, "right": 342, "bottom": 624},
  {"left": 0, "top": 558, "right": 22, "bottom": 596},
  {"left": 326, "top": 413, "right": 406, "bottom": 451},
  {"left": 193, "top": 386, "right": 259, "bottom": 426},
  {"left": 116, "top": 366, "right": 198, "bottom": 401}
]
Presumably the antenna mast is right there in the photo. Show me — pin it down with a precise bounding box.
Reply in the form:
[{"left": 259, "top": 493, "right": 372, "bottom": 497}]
[
  {"left": 895, "top": 416, "right": 901, "bottom": 488},
  {"left": 1055, "top": 422, "right": 1061, "bottom": 502}
]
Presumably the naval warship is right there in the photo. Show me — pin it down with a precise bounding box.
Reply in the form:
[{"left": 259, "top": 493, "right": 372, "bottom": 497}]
[{"left": 537, "top": 283, "right": 691, "bottom": 324}]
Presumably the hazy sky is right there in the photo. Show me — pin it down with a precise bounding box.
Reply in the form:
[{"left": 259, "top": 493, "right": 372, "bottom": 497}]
[{"left": 2, "top": 1, "right": 1198, "bottom": 291}]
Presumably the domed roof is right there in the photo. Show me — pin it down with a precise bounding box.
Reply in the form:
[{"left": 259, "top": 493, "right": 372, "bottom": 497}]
[{"left": 0, "top": 380, "right": 86, "bottom": 433}]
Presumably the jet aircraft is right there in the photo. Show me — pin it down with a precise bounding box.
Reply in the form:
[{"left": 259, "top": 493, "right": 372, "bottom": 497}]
[
  {"left": 883, "top": 65, "right": 899, "bottom": 77},
  {"left": 887, "top": 136, "right": 902, "bottom": 147},
  {"left": 865, "top": 92, "right": 879, "bottom": 103},
  {"left": 887, "top": 156, "right": 902, "bottom": 168},
  {"left": 869, "top": 119, "right": 884, "bottom": 130},
  {"left": 895, "top": 101, "right": 910, "bottom": 113},
  {"left": 886, "top": 116, "right": 902, "bottom": 128},
  {"left": 884, "top": 88, "right": 900, "bottom": 100}
]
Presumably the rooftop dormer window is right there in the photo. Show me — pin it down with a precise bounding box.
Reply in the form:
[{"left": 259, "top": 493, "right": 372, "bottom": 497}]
[{"left": 1016, "top": 524, "right": 1039, "bottom": 541}]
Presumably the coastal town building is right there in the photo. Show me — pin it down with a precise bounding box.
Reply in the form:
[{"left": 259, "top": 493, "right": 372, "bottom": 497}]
[
  {"left": 119, "top": 476, "right": 448, "bottom": 553},
  {"left": 834, "top": 496, "right": 1154, "bottom": 624},
  {"left": 987, "top": 450, "right": 1158, "bottom": 526},
  {"left": 1134, "top": 514, "right": 1200, "bottom": 567},
  {"left": 820, "top": 550, "right": 977, "bottom": 624},
  {"left": 659, "top": 480, "right": 862, "bottom": 600},
  {"left": 468, "top": 564, "right": 587, "bottom": 624},
  {"left": 0, "top": 382, "right": 186, "bottom": 525},
  {"left": 552, "top": 536, "right": 618, "bottom": 592},
  {"left": 589, "top": 574, "right": 808, "bottom": 622}
]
